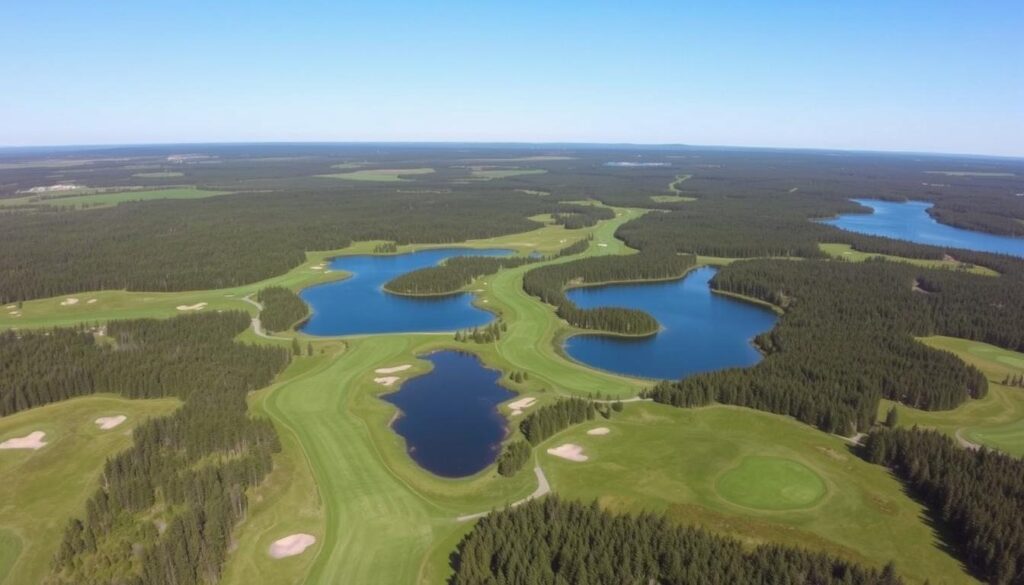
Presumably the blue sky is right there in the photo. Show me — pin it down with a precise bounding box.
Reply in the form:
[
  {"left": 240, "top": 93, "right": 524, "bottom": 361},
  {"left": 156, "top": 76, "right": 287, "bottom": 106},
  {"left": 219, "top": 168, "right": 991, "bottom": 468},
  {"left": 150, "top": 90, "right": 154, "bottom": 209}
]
[{"left": 2, "top": 1, "right": 1022, "bottom": 156}]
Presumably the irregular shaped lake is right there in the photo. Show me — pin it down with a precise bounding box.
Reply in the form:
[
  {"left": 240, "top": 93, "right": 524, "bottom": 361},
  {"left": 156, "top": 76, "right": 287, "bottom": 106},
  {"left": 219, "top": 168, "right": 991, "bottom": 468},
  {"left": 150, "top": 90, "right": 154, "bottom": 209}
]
[
  {"left": 383, "top": 351, "right": 514, "bottom": 477},
  {"left": 823, "top": 199, "right": 1024, "bottom": 258},
  {"left": 299, "top": 248, "right": 510, "bottom": 336},
  {"left": 564, "top": 266, "right": 777, "bottom": 379}
]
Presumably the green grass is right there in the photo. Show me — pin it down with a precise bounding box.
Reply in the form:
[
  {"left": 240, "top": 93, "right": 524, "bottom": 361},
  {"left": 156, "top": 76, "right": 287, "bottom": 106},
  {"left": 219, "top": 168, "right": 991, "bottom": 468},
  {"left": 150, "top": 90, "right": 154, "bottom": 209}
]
[
  {"left": 539, "top": 403, "right": 976, "bottom": 584},
  {"left": 819, "top": 243, "right": 998, "bottom": 276},
  {"left": 879, "top": 336, "right": 1024, "bottom": 456},
  {"left": 131, "top": 171, "right": 184, "bottom": 178},
  {"left": 650, "top": 194, "right": 696, "bottom": 203},
  {"left": 316, "top": 168, "right": 435, "bottom": 182},
  {"left": 0, "top": 187, "right": 230, "bottom": 210},
  {"left": 469, "top": 168, "right": 547, "bottom": 180},
  {"left": 716, "top": 456, "right": 826, "bottom": 511},
  {"left": 0, "top": 395, "right": 179, "bottom": 585}
]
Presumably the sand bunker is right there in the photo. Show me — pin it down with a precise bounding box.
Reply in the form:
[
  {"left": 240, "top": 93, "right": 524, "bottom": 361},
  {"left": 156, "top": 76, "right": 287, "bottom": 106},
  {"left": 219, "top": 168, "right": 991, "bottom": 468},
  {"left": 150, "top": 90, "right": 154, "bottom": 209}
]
[
  {"left": 176, "top": 302, "right": 208, "bottom": 311},
  {"left": 374, "top": 376, "right": 400, "bottom": 386},
  {"left": 507, "top": 397, "right": 536, "bottom": 416},
  {"left": 0, "top": 431, "right": 47, "bottom": 450},
  {"left": 375, "top": 364, "right": 411, "bottom": 374},
  {"left": 310, "top": 266, "right": 323, "bottom": 270},
  {"left": 87, "top": 298, "right": 98, "bottom": 304},
  {"left": 547, "top": 443, "right": 588, "bottom": 462},
  {"left": 268, "top": 533, "right": 316, "bottom": 559},
  {"left": 60, "top": 297, "right": 80, "bottom": 306},
  {"left": 95, "top": 415, "right": 127, "bottom": 430},
  {"left": 597, "top": 243, "right": 608, "bottom": 248},
  {"left": 587, "top": 427, "right": 611, "bottom": 436}
]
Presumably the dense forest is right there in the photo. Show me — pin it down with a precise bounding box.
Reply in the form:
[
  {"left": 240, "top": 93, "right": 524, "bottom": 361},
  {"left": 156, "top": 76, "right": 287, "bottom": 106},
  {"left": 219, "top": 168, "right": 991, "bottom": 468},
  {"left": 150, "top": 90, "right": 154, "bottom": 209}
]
[
  {"left": 519, "top": 398, "right": 596, "bottom": 445},
  {"left": 864, "top": 428, "right": 1024, "bottom": 584},
  {"left": 646, "top": 259, "right": 1012, "bottom": 434},
  {"left": 523, "top": 251, "right": 695, "bottom": 335},
  {"left": 255, "top": 286, "right": 308, "bottom": 332},
  {"left": 549, "top": 203, "right": 616, "bottom": 229},
  {"left": 496, "top": 440, "right": 532, "bottom": 477},
  {"left": 0, "top": 313, "right": 289, "bottom": 585},
  {"left": 450, "top": 497, "right": 903, "bottom": 585}
]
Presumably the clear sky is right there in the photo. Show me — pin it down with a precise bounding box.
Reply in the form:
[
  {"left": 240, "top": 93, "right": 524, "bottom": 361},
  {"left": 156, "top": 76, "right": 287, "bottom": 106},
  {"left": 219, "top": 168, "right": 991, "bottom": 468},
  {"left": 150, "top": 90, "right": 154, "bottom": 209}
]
[{"left": 2, "top": 1, "right": 1022, "bottom": 156}]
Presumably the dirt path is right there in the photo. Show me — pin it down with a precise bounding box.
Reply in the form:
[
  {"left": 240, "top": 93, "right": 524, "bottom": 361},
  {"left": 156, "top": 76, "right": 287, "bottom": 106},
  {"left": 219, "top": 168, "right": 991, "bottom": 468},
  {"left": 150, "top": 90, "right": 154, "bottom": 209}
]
[
  {"left": 241, "top": 295, "right": 291, "bottom": 341},
  {"left": 835, "top": 432, "right": 866, "bottom": 447},
  {"left": 456, "top": 465, "right": 551, "bottom": 522}
]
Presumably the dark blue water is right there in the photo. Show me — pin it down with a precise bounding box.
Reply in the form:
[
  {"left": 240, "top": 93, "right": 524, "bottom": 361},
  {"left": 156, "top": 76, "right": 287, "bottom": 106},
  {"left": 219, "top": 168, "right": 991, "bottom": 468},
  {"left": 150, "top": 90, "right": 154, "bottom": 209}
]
[
  {"left": 299, "top": 248, "right": 511, "bottom": 336},
  {"left": 564, "top": 266, "right": 777, "bottom": 380},
  {"left": 823, "top": 199, "right": 1024, "bottom": 258},
  {"left": 383, "top": 351, "right": 514, "bottom": 477}
]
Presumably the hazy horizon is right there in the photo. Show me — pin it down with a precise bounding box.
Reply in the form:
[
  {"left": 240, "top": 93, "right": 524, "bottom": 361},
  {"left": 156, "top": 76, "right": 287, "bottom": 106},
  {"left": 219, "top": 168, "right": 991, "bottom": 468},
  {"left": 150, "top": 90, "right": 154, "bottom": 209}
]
[{"left": 3, "top": 1, "right": 1022, "bottom": 156}]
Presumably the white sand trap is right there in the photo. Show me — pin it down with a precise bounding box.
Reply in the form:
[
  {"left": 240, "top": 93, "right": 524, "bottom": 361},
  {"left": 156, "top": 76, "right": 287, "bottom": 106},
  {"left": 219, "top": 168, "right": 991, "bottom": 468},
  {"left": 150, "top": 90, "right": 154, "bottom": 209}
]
[
  {"left": 310, "top": 266, "right": 323, "bottom": 270},
  {"left": 95, "top": 415, "right": 127, "bottom": 430},
  {"left": 374, "top": 376, "right": 400, "bottom": 386},
  {"left": 0, "top": 431, "right": 47, "bottom": 450},
  {"left": 60, "top": 297, "right": 80, "bottom": 306},
  {"left": 175, "top": 302, "right": 208, "bottom": 311},
  {"left": 597, "top": 243, "right": 608, "bottom": 247},
  {"left": 547, "top": 443, "right": 588, "bottom": 462},
  {"left": 587, "top": 427, "right": 611, "bottom": 436},
  {"left": 4, "top": 305, "right": 13, "bottom": 309},
  {"left": 268, "top": 533, "right": 316, "bottom": 559},
  {"left": 507, "top": 397, "right": 536, "bottom": 416},
  {"left": 87, "top": 298, "right": 98, "bottom": 304},
  {"left": 375, "top": 364, "right": 411, "bottom": 374}
]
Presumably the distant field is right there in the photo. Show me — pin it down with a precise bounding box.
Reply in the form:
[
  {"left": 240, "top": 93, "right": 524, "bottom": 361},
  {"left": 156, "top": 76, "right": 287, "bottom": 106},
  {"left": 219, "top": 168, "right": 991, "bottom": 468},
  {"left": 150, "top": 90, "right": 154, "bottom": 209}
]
[
  {"left": 131, "top": 171, "right": 184, "bottom": 178},
  {"left": 924, "top": 170, "right": 1015, "bottom": 177},
  {"left": 469, "top": 168, "right": 547, "bottom": 180},
  {"left": 650, "top": 194, "right": 696, "bottom": 203},
  {"left": 316, "top": 168, "right": 435, "bottom": 182},
  {"left": 819, "top": 243, "right": 998, "bottom": 276},
  {"left": 0, "top": 187, "right": 230, "bottom": 209},
  {"left": 880, "top": 336, "right": 1024, "bottom": 456},
  {"left": 0, "top": 395, "right": 179, "bottom": 585}
]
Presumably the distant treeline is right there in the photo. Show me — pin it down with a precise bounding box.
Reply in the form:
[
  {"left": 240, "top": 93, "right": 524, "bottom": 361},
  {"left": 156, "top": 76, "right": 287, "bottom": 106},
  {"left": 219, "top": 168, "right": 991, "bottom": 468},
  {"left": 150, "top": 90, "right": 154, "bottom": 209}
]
[
  {"left": 864, "top": 428, "right": 1024, "bottom": 584},
  {"left": 646, "top": 259, "right": 1014, "bottom": 434},
  {"left": 550, "top": 203, "right": 615, "bottom": 229},
  {"left": 0, "top": 312, "right": 291, "bottom": 585},
  {"left": 523, "top": 251, "right": 695, "bottom": 335},
  {"left": 449, "top": 497, "right": 903, "bottom": 585},
  {"left": 255, "top": 286, "right": 308, "bottom": 332}
]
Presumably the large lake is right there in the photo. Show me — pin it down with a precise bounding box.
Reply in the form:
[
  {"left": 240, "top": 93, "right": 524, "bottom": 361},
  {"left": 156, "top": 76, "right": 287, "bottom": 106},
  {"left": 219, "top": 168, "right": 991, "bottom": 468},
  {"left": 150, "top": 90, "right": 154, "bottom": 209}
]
[
  {"left": 299, "top": 248, "right": 510, "bottom": 336},
  {"left": 823, "top": 199, "right": 1024, "bottom": 258},
  {"left": 383, "top": 351, "right": 514, "bottom": 477},
  {"left": 564, "top": 266, "right": 778, "bottom": 380}
]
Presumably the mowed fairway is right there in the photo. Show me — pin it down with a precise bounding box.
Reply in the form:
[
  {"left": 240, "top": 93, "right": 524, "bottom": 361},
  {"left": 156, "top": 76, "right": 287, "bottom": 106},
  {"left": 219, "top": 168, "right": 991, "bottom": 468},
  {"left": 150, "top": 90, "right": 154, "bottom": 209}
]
[
  {"left": 316, "top": 168, "right": 435, "bottom": 182},
  {"left": 818, "top": 243, "right": 997, "bottom": 276},
  {"left": 539, "top": 403, "right": 977, "bottom": 585},
  {"left": 0, "top": 187, "right": 230, "bottom": 209},
  {"left": 0, "top": 395, "right": 179, "bottom": 585},
  {"left": 880, "top": 336, "right": 1024, "bottom": 456}
]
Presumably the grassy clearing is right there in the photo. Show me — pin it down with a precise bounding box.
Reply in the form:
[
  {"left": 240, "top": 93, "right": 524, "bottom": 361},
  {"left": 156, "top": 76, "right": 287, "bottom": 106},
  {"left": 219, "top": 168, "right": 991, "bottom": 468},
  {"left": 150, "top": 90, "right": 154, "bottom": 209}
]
[
  {"left": 131, "top": 171, "right": 184, "bottom": 178},
  {"left": 539, "top": 402, "right": 976, "bottom": 585},
  {"left": 0, "top": 395, "right": 179, "bottom": 585},
  {"left": 667, "top": 173, "right": 692, "bottom": 193},
  {"left": 650, "top": 194, "right": 696, "bottom": 203},
  {"left": 879, "top": 336, "right": 1024, "bottom": 456},
  {"left": 819, "top": 243, "right": 998, "bottom": 276},
  {"left": 316, "top": 168, "right": 435, "bottom": 182},
  {"left": 469, "top": 168, "right": 547, "bottom": 180},
  {"left": 0, "top": 187, "right": 230, "bottom": 210},
  {"left": 924, "top": 171, "right": 1015, "bottom": 177}
]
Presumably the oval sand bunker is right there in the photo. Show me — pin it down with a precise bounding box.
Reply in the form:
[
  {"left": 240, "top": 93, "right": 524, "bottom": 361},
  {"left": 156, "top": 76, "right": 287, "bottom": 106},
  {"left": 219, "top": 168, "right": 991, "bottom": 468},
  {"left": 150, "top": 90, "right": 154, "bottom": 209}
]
[
  {"left": 375, "top": 364, "right": 411, "bottom": 374},
  {"left": 547, "top": 443, "right": 588, "bottom": 462},
  {"left": 0, "top": 431, "right": 48, "bottom": 450},
  {"left": 586, "top": 427, "right": 610, "bottom": 436},
  {"left": 269, "top": 533, "right": 316, "bottom": 558},
  {"left": 95, "top": 415, "right": 127, "bottom": 430}
]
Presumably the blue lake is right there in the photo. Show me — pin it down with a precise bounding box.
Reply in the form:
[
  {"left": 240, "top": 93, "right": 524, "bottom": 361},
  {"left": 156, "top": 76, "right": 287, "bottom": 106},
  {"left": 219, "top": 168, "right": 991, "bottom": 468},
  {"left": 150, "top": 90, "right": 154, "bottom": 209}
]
[
  {"left": 383, "top": 351, "right": 514, "bottom": 477},
  {"left": 822, "top": 199, "right": 1024, "bottom": 258},
  {"left": 564, "top": 266, "right": 778, "bottom": 380},
  {"left": 299, "top": 248, "right": 511, "bottom": 336}
]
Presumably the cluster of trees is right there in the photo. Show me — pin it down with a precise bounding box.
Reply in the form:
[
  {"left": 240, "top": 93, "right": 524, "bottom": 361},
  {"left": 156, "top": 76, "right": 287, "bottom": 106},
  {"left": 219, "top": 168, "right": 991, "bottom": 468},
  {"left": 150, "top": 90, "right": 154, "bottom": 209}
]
[
  {"left": 0, "top": 312, "right": 292, "bottom": 585},
  {"left": 255, "top": 286, "right": 308, "bottom": 332},
  {"left": 523, "top": 251, "right": 695, "bottom": 335},
  {"left": 519, "top": 398, "right": 595, "bottom": 445},
  {"left": 647, "top": 259, "right": 1009, "bottom": 434},
  {"left": 496, "top": 441, "right": 532, "bottom": 477},
  {"left": 864, "top": 428, "right": 1024, "bottom": 584},
  {"left": 449, "top": 497, "right": 903, "bottom": 585},
  {"left": 1002, "top": 374, "right": 1024, "bottom": 388},
  {"left": 550, "top": 203, "right": 615, "bottom": 229},
  {"left": 373, "top": 242, "right": 398, "bottom": 253},
  {"left": 509, "top": 370, "right": 529, "bottom": 383},
  {"left": 454, "top": 322, "right": 506, "bottom": 344},
  {"left": 385, "top": 256, "right": 535, "bottom": 295}
]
